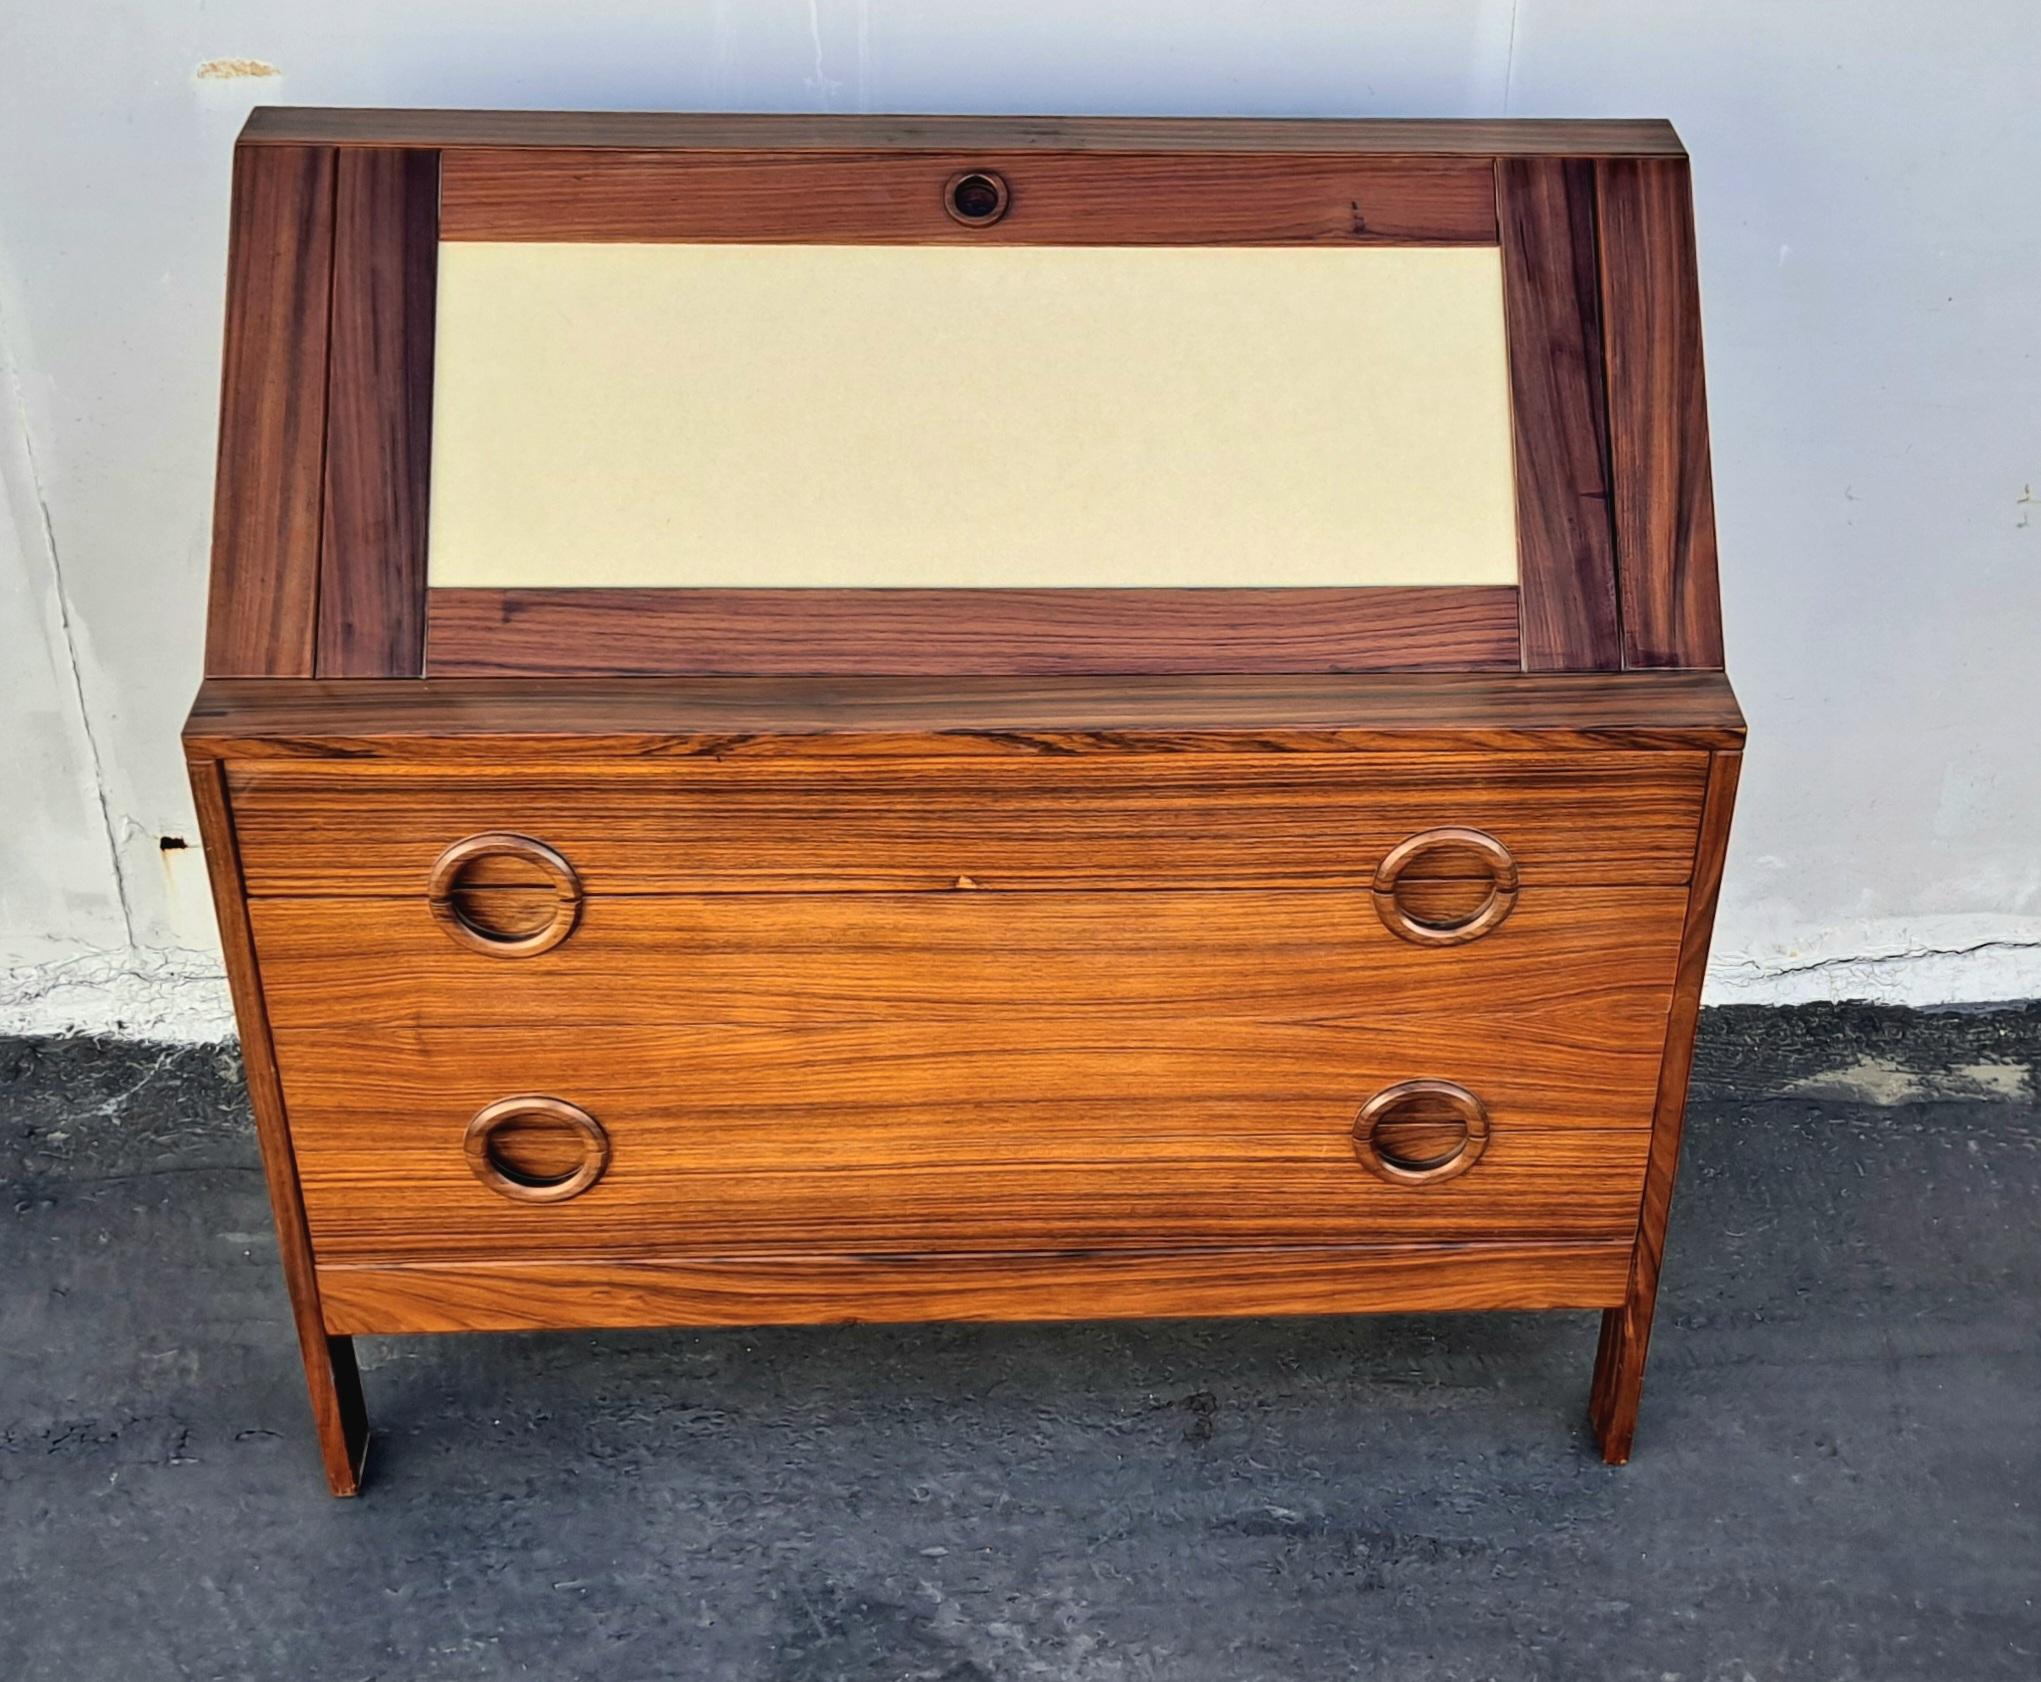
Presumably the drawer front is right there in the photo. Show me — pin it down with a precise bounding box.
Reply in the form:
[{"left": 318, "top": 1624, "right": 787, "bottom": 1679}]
[
  {"left": 273, "top": 1021, "right": 1658, "bottom": 1261},
  {"left": 317, "top": 1246, "right": 1638, "bottom": 1335},
  {"left": 226, "top": 751, "right": 1709, "bottom": 895},
  {"left": 249, "top": 885, "right": 1685, "bottom": 1031}
]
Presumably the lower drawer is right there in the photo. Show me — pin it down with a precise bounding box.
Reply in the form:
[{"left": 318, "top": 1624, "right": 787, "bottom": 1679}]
[
  {"left": 225, "top": 751, "right": 1710, "bottom": 894},
  {"left": 274, "top": 1021, "right": 1658, "bottom": 1261}
]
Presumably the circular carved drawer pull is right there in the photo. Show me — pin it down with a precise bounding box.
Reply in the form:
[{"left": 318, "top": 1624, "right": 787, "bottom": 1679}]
[
  {"left": 464, "top": 1096, "right": 610, "bottom": 1203},
  {"left": 944, "top": 169, "right": 1010, "bottom": 226},
  {"left": 1353, "top": 1079, "right": 1490, "bottom": 1185},
  {"left": 1371, "top": 826, "right": 1519, "bottom": 947},
  {"left": 427, "top": 832, "right": 583, "bottom": 958}
]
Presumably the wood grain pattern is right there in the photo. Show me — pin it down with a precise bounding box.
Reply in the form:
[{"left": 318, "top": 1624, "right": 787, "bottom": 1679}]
[
  {"left": 204, "top": 144, "right": 335, "bottom": 677},
  {"left": 244, "top": 108, "right": 1686, "bottom": 159},
  {"left": 185, "top": 754, "right": 367, "bottom": 1494},
  {"left": 293, "top": 1131, "right": 1651, "bottom": 1259},
  {"left": 426, "top": 587, "right": 1523, "bottom": 678},
  {"left": 225, "top": 751, "right": 1708, "bottom": 896},
  {"left": 247, "top": 886, "right": 1686, "bottom": 1032},
  {"left": 268, "top": 929, "right": 1667, "bottom": 1262},
  {"left": 279, "top": 1018, "right": 1659, "bottom": 1260},
  {"left": 1598, "top": 159, "right": 1725, "bottom": 669},
  {"left": 185, "top": 672, "right": 1748, "bottom": 761},
  {"left": 1591, "top": 749, "right": 1741, "bottom": 1463},
  {"left": 440, "top": 149, "right": 1498, "bottom": 244},
  {"left": 273, "top": 1017, "right": 1665, "bottom": 1145},
  {"left": 316, "top": 148, "right": 438, "bottom": 677},
  {"left": 1499, "top": 158, "right": 1622, "bottom": 672},
  {"left": 318, "top": 1242, "right": 1633, "bottom": 1335}
]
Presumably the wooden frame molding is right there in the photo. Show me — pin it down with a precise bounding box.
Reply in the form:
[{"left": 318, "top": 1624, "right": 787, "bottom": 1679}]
[
  {"left": 1598, "top": 159, "right": 1725, "bottom": 670},
  {"left": 204, "top": 144, "right": 336, "bottom": 677},
  {"left": 1500, "top": 157, "right": 1622, "bottom": 672},
  {"left": 426, "top": 586, "right": 1523, "bottom": 677},
  {"left": 440, "top": 150, "right": 1499, "bottom": 245},
  {"left": 317, "top": 147, "right": 439, "bottom": 677}
]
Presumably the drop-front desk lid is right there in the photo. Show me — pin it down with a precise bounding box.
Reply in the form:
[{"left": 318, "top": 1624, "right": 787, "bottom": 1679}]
[{"left": 200, "top": 110, "right": 1724, "bottom": 687}]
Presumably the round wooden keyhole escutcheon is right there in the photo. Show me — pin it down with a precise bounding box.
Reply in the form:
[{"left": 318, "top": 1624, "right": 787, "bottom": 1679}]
[
  {"left": 944, "top": 169, "right": 1010, "bottom": 226},
  {"left": 1371, "top": 826, "right": 1519, "bottom": 947},
  {"left": 464, "top": 1096, "right": 610, "bottom": 1203},
  {"left": 427, "top": 832, "right": 583, "bottom": 958},
  {"left": 1352, "top": 1079, "right": 1490, "bottom": 1185}
]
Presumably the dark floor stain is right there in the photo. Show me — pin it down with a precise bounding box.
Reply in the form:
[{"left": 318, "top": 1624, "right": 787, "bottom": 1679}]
[{"left": 3, "top": 1007, "right": 2038, "bottom": 1681}]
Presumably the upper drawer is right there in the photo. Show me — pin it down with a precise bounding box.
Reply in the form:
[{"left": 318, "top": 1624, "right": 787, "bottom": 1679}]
[
  {"left": 225, "top": 751, "right": 1708, "bottom": 894},
  {"left": 248, "top": 885, "right": 1685, "bottom": 1031}
]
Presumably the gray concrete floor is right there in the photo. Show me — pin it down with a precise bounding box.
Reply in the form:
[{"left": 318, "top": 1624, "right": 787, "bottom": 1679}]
[{"left": 4, "top": 1006, "right": 2037, "bottom": 1681}]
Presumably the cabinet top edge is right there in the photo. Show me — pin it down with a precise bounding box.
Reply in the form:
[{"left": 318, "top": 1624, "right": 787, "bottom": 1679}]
[
  {"left": 185, "top": 672, "right": 1744, "bottom": 760},
  {"left": 236, "top": 107, "right": 1687, "bottom": 159}
]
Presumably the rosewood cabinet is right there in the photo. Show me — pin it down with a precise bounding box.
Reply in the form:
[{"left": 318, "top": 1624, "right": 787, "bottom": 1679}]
[{"left": 186, "top": 109, "right": 1740, "bottom": 1493}]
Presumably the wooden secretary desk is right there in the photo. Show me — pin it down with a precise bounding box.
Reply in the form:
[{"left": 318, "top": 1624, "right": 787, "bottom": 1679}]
[{"left": 185, "top": 108, "right": 1741, "bottom": 1494}]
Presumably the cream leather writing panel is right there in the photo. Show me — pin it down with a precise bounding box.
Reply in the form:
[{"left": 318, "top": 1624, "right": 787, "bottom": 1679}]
[{"left": 428, "top": 244, "right": 1519, "bottom": 589}]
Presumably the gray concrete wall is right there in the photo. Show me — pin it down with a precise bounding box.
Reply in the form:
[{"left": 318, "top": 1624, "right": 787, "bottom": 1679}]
[{"left": 4, "top": 2, "right": 2037, "bottom": 1036}]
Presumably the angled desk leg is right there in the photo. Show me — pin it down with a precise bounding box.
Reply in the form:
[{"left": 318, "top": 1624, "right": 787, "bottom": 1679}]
[
  {"left": 189, "top": 753, "right": 370, "bottom": 1495},
  {"left": 1591, "top": 749, "right": 1740, "bottom": 1463}
]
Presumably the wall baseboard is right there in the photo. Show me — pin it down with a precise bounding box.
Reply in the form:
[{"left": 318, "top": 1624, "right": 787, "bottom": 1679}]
[
  {"left": 1711, "top": 914, "right": 2041, "bottom": 1009},
  {"left": 1, "top": 947, "right": 234, "bottom": 1042}
]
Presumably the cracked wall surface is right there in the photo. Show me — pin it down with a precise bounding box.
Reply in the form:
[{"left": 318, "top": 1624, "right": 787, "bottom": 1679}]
[
  {"left": 0, "top": 326, "right": 135, "bottom": 976},
  {"left": 2, "top": 3, "right": 2039, "bottom": 1042}
]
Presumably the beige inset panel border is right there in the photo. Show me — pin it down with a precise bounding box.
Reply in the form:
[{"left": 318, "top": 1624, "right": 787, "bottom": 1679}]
[{"left": 427, "top": 244, "right": 1519, "bottom": 590}]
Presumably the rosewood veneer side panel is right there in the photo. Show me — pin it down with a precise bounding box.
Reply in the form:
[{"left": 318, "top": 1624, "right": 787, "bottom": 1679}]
[
  {"left": 185, "top": 756, "right": 367, "bottom": 1493},
  {"left": 204, "top": 144, "right": 335, "bottom": 677},
  {"left": 425, "top": 587, "right": 1523, "bottom": 677},
  {"left": 439, "top": 150, "right": 1497, "bottom": 244},
  {"left": 317, "top": 148, "right": 439, "bottom": 676},
  {"left": 1590, "top": 748, "right": 1741, "bottom": 1461},
  {"left": 1597, "top": 159, "right": 1725, "bottom": 669},
  {"left": 1499, "top": 158, "right": 1621, "bottom": 672}
]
